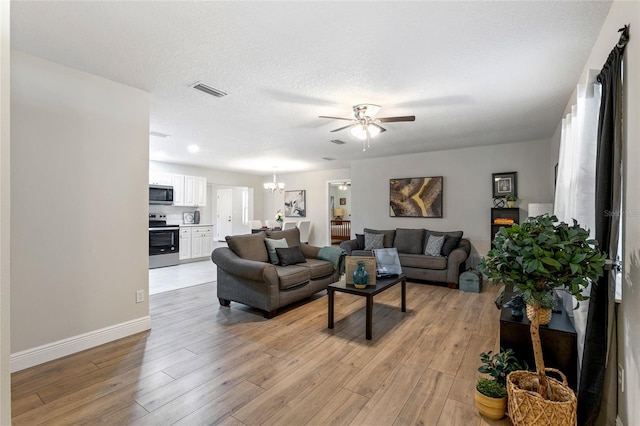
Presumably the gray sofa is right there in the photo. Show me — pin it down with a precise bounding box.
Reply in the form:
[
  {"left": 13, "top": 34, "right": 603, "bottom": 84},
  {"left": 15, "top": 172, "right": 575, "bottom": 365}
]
[
  {"left": 211, "top": 227, "right": 340, "bottom": 318},
  {"left": 340, "top": 228, "right": 470, "bottom": 288}
]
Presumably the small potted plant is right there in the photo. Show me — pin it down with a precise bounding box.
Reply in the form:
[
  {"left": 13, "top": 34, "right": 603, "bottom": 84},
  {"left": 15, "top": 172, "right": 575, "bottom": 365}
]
[
  {"left": 275, "top": 210, "right": 284, "bottom": 228},
  {"left": 474, "top": 347, "right": 526, "bottom": 420},
  {"left": 506, "top": 194, "right": 517, "bottom": 208}
]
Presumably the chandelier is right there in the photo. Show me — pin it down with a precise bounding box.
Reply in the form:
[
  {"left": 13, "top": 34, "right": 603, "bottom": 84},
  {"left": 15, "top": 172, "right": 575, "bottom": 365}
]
[
  {"left": 264, "top": 170, "right": 285, "bottom": 193},
  {"left": 338, "top": 182, "right": 350, "bottom": 191}
]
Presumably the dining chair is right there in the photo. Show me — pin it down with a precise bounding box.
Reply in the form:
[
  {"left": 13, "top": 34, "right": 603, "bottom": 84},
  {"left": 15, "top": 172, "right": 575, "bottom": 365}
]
[
  {"left": 297, "top": 220, "right": 311, "bottom": 243},
  {"left": 283, "top": 221, "right": 297, "bottom": 230},
  {"left": 249, "top": 220, "right": 263, "bottom": 229}
]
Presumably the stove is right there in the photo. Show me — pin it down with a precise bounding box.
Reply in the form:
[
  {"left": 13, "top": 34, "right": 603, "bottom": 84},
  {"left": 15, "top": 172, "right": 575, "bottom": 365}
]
[{"left": 149, "top": 213, "right": 180, "bottom": 268}]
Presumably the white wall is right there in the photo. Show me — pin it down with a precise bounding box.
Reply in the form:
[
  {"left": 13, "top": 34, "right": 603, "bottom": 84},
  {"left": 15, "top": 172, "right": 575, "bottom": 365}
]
[
  {"left": 262, "top": 168, "right": 351, "bottom": 246},
  {"left": 10, "top": 51, "right": 151, "bottom": 369},
  {"left": 350, "top": 139, "right": 553, "bottom": 266},
  {"left": 0, "top": 0, "right": 11, "bottom": 420},
  {"left": 573, "top": 2, "right": 639, "bottom": 425}
]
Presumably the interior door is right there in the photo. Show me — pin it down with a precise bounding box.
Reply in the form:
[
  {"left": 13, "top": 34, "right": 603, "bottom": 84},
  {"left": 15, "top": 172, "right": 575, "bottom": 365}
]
[{"left": 216, "top": 189, "right": 233, "bottom": 241}]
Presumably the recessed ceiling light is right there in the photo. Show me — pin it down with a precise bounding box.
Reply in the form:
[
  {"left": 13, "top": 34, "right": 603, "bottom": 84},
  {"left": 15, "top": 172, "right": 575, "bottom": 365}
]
[
  {"left": 187, "top": 144, "right": 200, "bottom": 153},
  {"left": 149, "top": 131, "right": 170, "bottom": 138},
  {"left": 191, "top": 81, "right": 228, "bottom": 98}
]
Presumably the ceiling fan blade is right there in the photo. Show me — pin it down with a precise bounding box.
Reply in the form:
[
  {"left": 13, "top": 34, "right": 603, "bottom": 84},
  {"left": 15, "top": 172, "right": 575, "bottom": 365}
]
[
  {"left": 331, "top": 123, "right": 356, "bottom": 132},
  {"left": 319, "top": 115, "right": 354, "bottom": 121},
  {"left": 377, "top": 115, "right": 416, "bottom": 123},
  {"left": 370, "top": 123, "right": 386, "bottom": 133}
]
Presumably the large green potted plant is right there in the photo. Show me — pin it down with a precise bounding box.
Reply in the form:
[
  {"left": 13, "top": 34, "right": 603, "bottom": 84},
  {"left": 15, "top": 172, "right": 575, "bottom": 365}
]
[{"left": 479, "top": 214, "right": 606, "bottom": 425}]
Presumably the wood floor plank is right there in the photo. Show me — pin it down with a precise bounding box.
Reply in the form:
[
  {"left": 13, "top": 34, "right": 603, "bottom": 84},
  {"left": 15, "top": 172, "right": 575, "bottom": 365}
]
[
  {"left": 172, "top": 380, "right": 264, "bottom": 426},
  {"left": 11, "top": 279, "right": 505, "bottom": 426},
  {"left": 394, "top": 368, "right": 454, "bottom": 426},
  {"left": 305, "top": 388, "right": 369, "bottom": 425}
]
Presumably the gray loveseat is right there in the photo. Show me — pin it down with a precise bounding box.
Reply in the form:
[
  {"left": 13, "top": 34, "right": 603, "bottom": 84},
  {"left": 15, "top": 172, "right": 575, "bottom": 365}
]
[
  {"left": 340, "top": 228, "right": 470, "bottom": 288},
  {"left": 211, "top": 227, "right": 340, "bottom": 318}
]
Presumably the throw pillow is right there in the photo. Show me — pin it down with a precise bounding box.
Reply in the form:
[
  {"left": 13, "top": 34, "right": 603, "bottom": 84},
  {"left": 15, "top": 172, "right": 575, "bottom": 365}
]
[
  {"left": 275, "top": 246, "right": 307, "bottom": 266},
  {"left": 363, "top": 228, "right": 396, "bottom": 248},
  {"left": 264, "top": 238, "right": 289, "bottom": 264},
  {"left": 364, "top": 232, "right": 384, "bottom": 251},
  {"left": 225, "top": 232, "right": 269, "bottom": 263},
  {"left": 424, "top": 235, "right": 446, "bottom": 256},
  {"left": 355, "top": 233, "right": 365, "bottom": 250},
  {"left": 393, "top": 228, "right": 425, "bottom": 254},
  {"left": 441, "top": 235, "right": 462, "bottom": 256}
]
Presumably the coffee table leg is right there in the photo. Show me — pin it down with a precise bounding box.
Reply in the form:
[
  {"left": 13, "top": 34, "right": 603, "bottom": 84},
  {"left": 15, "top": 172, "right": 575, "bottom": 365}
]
[
  {"left": 328, "top": 288, "right": 335, "bottom": 329},
  {"left": 401, "top": 277, "right": 406, "bottom": 312},
  {"left": 366, "top": 295, "right": 373, "bottom": 340}
]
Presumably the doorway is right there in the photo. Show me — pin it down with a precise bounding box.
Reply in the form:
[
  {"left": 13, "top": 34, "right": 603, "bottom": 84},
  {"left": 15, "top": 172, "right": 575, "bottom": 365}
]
[
  {"left": 216, "top": 189, "right": 233, "bottom": 241},
  {"left": 328, "top": 180, "right": 351, "bottom": 245}
]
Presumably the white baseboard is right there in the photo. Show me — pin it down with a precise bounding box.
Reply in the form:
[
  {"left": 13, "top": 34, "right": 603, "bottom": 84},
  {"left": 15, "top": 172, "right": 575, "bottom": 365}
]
[{"left": 10, "top": 316, "right": 151, "bottom": 373}]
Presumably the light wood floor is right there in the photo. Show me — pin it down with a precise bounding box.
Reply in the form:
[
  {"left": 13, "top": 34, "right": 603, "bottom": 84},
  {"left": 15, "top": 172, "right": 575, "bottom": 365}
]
[{"left": 11, "top": 280, "right": 511, "bottom": 425}]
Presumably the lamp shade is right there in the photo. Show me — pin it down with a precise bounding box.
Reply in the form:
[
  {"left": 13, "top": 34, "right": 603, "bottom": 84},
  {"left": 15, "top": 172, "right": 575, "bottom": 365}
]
[
  {"left": 527, "top": 203, "right": 554, "bottom": 218},
  {"left": 333, "top": 208, "right": 345, "bottom": 218}
]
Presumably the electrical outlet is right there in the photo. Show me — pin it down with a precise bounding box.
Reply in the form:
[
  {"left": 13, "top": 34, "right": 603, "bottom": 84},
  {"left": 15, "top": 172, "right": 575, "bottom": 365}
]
[
  {"left": 617, "top": 363, "right": 624, "bottom": 393},
  {"left": 136, "top": 290, "right": 144, "bottom": 303}
]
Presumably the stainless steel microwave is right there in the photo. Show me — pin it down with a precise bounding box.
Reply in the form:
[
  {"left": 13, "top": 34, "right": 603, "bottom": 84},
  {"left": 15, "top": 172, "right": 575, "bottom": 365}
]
[{"left": 149, "top": 185, "right": 174, "bottom": 205}]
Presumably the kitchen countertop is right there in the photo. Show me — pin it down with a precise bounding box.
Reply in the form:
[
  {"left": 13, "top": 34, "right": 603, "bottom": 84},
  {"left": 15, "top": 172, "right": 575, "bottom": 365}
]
[{"left": 168, "top": 223, "right": 214, "bottom": 227}]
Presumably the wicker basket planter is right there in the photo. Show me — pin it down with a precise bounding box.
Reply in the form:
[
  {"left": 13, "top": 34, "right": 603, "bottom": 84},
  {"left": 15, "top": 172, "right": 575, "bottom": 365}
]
[
  {"left": 526, "top": 304, "right": 552, "bottom": 325},
  {"left": 507, "top": 368, "right": 577, "bottom": 426}
]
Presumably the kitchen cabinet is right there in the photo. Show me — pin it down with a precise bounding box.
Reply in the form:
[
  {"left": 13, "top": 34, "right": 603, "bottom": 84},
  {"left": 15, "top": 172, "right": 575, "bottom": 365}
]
[
  {"left": 179, "top": 225, "right": 213, "bottom": 260},
  {"left": 148, "top": 172, "right": 207, "bottom": 207},
  {"left": 179, "top": 228, "right": 192, "bottom": 260},
  {"left": 172, "top": 174, "right": 185, "bottom": 206},
  {"left": 149, "top": 172, "right": 172, "bottom": 186},
  {"left": 191, "top": 226, "right": 213, "bottom": 258}
]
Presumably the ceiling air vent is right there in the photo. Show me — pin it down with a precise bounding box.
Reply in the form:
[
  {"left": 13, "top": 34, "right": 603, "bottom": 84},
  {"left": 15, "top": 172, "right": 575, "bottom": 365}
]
[
  {"left": 191, "top": 81, "right": 228, "bottom": 98},
  {"left": 149, "top": 131, "right": 170, "bottom": 138},
  {"left": 330, "top": 139, "right": 346, "bottom": 145},
  {"left": 323, "top": 157, "right": 336, "bottom": 161}
]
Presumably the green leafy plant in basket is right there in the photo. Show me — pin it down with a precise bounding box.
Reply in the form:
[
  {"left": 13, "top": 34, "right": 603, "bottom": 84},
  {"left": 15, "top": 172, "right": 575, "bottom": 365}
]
[{"left": 478, "top": 214, "right": 606, "bottom": 400}]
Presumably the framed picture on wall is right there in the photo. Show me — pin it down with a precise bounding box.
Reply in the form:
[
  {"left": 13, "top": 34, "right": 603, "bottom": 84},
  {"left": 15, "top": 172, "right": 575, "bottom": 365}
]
[
  {"left": 492, "top": 172, "right": 518, "bottom": 198},
  {"left": 389, "top": 176, "right": 443, "bottom": 218},
  {"left": 284, "top": 190, "right": 306, "bottom": 217},
  {"left": 339, "top": 198, "right": 346, "bottom": 205}
]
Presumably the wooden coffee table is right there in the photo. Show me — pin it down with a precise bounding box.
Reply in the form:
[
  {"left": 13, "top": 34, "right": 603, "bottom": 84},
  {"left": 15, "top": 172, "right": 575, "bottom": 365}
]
[{"left": 327, "top": 273, "right": 407, "bottom": 340}]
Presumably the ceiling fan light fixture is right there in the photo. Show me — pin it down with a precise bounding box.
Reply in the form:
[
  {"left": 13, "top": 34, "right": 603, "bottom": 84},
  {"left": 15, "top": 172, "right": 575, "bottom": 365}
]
[{"left": 350, "top": 123, "right": 381, "bottom": 140}]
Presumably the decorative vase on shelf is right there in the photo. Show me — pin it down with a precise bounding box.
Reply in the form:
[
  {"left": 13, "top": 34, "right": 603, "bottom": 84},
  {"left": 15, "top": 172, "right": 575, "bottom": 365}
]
[
  {"left": 352, "top": 261, "right": 369, "bottom": 289},
  {"left": 193, "top": 208, "right": 200, "bottom": 224}
]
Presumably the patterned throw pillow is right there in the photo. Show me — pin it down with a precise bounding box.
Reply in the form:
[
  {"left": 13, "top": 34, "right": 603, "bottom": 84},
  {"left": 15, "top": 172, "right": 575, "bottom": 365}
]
[
  {"left": 424, "top": 235, "right": 446, "bottom": 256},
  {"left": 364, "top": 232, "right": 384, "bottom": 251}
]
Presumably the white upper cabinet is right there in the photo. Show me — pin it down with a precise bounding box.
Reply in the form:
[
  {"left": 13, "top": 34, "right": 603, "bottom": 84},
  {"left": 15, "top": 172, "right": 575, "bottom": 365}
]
[
  {"left": 171, "top": 174, "right": 185, "bottom": 206},
  {"left": 149, "top": 172, "right": 172, "bottom": 186},
  {"left": 148, "top": 172, "right": 207, "bottom": 207}
]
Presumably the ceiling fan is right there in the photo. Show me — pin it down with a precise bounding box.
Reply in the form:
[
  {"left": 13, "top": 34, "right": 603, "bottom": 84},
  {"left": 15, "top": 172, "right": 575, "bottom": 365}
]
[{"left": 319, "top": 104, "right": 415, "bottom": 151}]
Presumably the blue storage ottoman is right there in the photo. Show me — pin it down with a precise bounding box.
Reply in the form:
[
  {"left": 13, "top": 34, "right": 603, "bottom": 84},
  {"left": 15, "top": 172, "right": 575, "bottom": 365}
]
[{"left": 459, "top": 269, "right": 482, "bottom": 292}]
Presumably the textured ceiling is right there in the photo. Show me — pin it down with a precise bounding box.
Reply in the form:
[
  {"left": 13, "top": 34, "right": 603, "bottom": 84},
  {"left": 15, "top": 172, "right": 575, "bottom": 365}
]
[{"left": 10, "top": 1, "right": 612, "bottom": 175}]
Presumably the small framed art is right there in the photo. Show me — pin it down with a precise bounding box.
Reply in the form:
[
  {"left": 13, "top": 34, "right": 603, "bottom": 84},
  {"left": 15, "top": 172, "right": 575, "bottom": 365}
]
[{"left": 492, "top": 172, "right": 517, "bottom": 198}]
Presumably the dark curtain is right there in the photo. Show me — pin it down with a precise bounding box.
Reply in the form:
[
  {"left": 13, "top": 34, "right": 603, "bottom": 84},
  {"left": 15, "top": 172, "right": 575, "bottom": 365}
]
[{"left": 578, "top": 25, "right": 628, "bottom": 426}]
